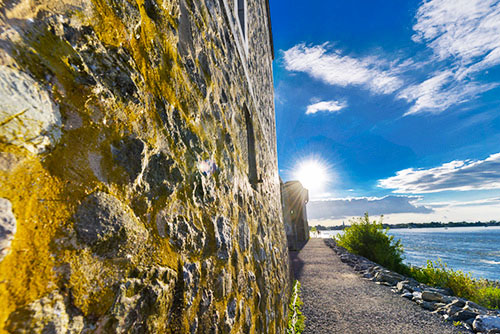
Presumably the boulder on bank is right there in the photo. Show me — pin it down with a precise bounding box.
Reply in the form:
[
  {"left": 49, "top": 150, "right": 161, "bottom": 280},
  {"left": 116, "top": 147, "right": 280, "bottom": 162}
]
[
  {"left": 374, "top": 270, "right": 405, "bottom": 286},
  {"left": 473, "top": 315, "right": 500, "bottom": 333},
  {"left": 422, "top": 290, "right": 445, "bottom": 303}
]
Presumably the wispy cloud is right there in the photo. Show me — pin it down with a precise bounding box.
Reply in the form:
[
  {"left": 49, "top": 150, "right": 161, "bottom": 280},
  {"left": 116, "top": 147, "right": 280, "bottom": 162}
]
[
  {"left": 283, "top": 43, "right": 403, "bottom": 95},
  {"left": 426, "top": 197, "right": 500, "bottom": 208},
  {"left": 307, "top": 195, "right": 432, "bottom": 220},
  {"left": 306, "top": 100, "right": 346, "bottom": 115},
  {"left": 403, "top": 0, "right": 500, "bottom": 114},
  {"left": 397, "top": 71, "right": 498, "bottom": 115},
  {"left": 378, "top": 153, "right": 500, "bottom": 193},
  {"left": 412, "top": 0, "right": 500, "bottom": 67}
]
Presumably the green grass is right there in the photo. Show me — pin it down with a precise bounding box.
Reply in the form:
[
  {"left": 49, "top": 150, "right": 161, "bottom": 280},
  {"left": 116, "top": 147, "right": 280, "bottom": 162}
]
[
  {"left": 335, "top": 213, "right": 500, "bottom": 309},
  {"left": 408, "top": 259, "right": 500, "bottom": 309},
  {"left": 287, "top": 280, "right": 305, "bottom": 334}
]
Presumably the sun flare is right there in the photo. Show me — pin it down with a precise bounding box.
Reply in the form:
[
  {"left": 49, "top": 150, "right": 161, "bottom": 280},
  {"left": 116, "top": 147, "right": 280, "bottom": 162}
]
[{"left": 292, "top": 159, "right": 330, "bottom": 193}]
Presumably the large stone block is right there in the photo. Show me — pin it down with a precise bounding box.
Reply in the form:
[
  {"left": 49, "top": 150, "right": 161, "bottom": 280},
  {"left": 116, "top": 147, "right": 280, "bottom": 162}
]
[
  {"left": 74, "top": 191, "right": 148, "bottom": 257},
  {"left": 0, "top": 66, "right": 61, "bottom": 154}
]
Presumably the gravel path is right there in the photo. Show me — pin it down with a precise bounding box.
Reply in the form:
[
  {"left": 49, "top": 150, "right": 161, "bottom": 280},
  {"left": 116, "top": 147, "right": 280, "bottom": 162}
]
[{"left": 290, "top": 238, "right": 467, "bottom": 334}]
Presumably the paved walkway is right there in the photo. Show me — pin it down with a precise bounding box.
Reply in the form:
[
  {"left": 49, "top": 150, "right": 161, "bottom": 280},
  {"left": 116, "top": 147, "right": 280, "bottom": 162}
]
[{"left": 290, "top": 238, "right": 466, "bottom": 334}]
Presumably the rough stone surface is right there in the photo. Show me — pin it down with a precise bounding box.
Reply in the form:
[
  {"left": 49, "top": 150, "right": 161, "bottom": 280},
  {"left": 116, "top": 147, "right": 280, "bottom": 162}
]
[
  {"left": 422, "top": 290, "right": 445, "bottom": 303},
  {"left": 473, "top": 316, "right": 500, "bottom": 333},
  {"left": 156, "top": 209, "right": 206, "bottom": 255},
  {"left": 6, "top": 291, "right": 83, "bottom": 334},
  {"left": 0, "top": 153, "right": 23, "bottom": 172},
  {"left": 111, "top": 137, "right": 146, "bottom": 183},
  {"left": 374, "top": 270, "right": 405, "bottom": 286},
  {"left": 109, "top": 266, "right": 177, "bottom": 332},
  {"left": 0, "top": 198, "right": 16, "bottom": 262},
  {"left": 214, "top": 216, "right": 233, "bottom": 260},
  {"left": 74, "top": 191, "right": 148, "bottom": 257},
  {"left": 0, "top": 65, "right": 61, "bottom": 154},
  {"left": 0, "top": 0, "right": 288, "bottom": 332}
]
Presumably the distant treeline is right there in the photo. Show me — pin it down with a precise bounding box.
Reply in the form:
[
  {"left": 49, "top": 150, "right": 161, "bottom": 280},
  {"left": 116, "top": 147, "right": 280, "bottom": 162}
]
[{"left": 312, "top": 220, "right": 500, "bottom": 231}]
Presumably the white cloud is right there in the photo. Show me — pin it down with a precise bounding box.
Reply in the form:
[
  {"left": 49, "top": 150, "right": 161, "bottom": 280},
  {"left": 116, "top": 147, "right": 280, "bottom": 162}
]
[
  {"left": 310, "top": 200, "right": 500, "bottom": 225},
  {"left": 426, "top": 197, "right": 500, "bottom": 208},
  {"left": 398, "top": 71, "right": 498, "bottom": 115},
  {"left": 282, "top": 43, "right": 403, "bottom": 95},
  {"left": 310, "top": 197, "right": 500, "bottom": 226},
  {"left": 307, "top": 195, "right": 432, "bottom": 220},
  {"left": 306, "top": 100, "right": 346, "bottom": 115},
  {"left": 412, "top": 0, "right": 500, "bottom": 66},
  {"left": 401, "top": 0, "right": 500, "bottom": 114},
  {"left": 378, "top": 153, "right": 500, "bottom": 193}
]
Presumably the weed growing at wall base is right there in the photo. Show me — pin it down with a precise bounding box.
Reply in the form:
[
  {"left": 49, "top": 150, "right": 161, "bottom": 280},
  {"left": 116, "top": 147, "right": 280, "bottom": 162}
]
[{"left": 287, "top": 280, "right": 305, "bottom": 334}]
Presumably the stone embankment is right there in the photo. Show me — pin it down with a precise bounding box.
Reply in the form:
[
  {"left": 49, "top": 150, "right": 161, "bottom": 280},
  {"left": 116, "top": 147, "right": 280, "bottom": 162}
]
[{"left": 325, "top": 239, "right": 500, "bottom": 334}]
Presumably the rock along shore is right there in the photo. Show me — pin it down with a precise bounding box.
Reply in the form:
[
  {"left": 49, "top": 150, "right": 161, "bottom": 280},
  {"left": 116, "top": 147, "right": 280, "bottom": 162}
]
[{"left": 324, "top": 239, "right": 500, "bottom": 334}]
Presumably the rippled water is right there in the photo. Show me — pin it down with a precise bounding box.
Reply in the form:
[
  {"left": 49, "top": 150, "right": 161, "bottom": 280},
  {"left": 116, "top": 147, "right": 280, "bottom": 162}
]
[{"left": 319, "top": 226, "right": 500, "bottom": 281}]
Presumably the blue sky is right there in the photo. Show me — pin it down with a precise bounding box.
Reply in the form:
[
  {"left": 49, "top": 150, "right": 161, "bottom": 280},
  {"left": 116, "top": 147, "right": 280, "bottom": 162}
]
[{"left": 270, "top": 0, "right": 500, "bottom": 225}]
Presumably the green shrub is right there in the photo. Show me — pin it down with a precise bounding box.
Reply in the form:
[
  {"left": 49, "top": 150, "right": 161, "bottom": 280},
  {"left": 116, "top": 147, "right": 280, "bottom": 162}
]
[
  {"left": 334, "top": 213, "right": 406, "bottom": 273},
  {"left": 287, "top": 280, "right": 305, "bottom": 334},
  {"left": 408, "top": 259, "right": 475, "bottom": 299},
  {"left": 408, "top": 260, "right": 500, "bottom": 309},
  {"left": 477, "top": 286, "right": 500, "bottom": 309}
]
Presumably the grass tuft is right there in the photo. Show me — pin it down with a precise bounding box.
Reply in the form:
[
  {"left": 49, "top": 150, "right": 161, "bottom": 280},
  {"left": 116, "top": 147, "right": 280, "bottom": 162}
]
[{"left": 287, "top": 280, "right": 306, "bottom": 334}]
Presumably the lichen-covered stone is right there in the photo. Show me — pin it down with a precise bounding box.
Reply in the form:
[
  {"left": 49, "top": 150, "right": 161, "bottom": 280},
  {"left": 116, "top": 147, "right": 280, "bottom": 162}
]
[
  {"left": 0, "top": 152, "right": 23, "bottom": 172},
  {"left": 74, "top": 191, "right": 148, "bottom": 257},
  {"left": 6, "top": 291, "right": 83, "bottom": 334},
  {"left": 111, "top": 137, "right": 146, "bottom": 183},
  {"left": 215, "top": 269, "right": 233, "bottom": 301},
  {"left": 0, "top": 66, "right": 61, "bottom": 154},
  {"left": 144, "top": 152, "right": 183, "bottom": 200},
  {"left": 214, "top": 216, "right": 233, "bottom": 260},
  {"left": 224, "top": 298, "right": 238, "bottom": 332},
  {"left": 156, "top": 210, "right": 206, "bottom": 254},
  {"left": 0, "top": 198, "right": 16, "bottom": 262},
  {"left": 109, "top": 266, "right": 177, "bottom": 332},
  {"left": 238, "top": 212, "right": 250, "bottom": 252},
  {"left": 183, "top": 262, "right": 200, "bottom": 307}
]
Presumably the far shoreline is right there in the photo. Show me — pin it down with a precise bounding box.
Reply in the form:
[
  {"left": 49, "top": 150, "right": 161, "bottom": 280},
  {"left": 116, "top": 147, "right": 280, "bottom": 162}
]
[{"left": 312, "top": 220, "right": 500, "bottom": 231}]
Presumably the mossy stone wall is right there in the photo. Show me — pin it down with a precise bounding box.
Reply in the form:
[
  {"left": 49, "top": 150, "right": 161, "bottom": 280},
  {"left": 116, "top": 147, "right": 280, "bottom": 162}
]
[{"left": 0, "top": 0, "right": 289, "bottom": 332}]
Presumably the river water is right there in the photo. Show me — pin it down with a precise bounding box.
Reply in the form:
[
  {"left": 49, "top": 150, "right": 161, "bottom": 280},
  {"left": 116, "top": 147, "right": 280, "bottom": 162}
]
[{"left": 318, "top": 226, "right": 500, "bottom": 281}]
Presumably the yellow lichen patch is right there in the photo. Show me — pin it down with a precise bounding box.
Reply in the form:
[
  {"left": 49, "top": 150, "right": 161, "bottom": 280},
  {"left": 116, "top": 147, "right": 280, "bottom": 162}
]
[
  {"left": 4, "top": 0, "right": 85, "bottom": 21},
  {"left": 0, "top": 154, "right": 70, "bottom": 333},
  {"left": 12, "top": 25, "right": 94, "bottom": 130},
  {"left": 89, "top": 0, "right": 130, "bottom": 48},
  {"left": 146, "top": 238, "right": 180, "bottom": 270},
  {"left": 63, "top": 249, "right": 122, "bottom": 316}
]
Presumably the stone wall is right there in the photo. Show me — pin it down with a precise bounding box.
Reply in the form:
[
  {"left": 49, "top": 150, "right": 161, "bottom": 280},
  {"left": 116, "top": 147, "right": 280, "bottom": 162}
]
[{"left": 0, "top": 0, "right": 290, "bottom": 332}]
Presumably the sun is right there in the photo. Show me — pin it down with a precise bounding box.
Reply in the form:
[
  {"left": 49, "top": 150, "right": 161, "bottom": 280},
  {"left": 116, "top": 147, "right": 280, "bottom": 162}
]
[{"left": 292, "top": 158, "right": 330, "bottom": 193}]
